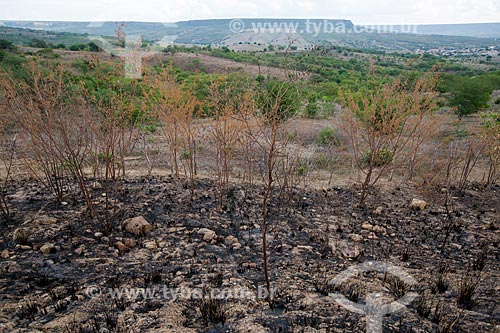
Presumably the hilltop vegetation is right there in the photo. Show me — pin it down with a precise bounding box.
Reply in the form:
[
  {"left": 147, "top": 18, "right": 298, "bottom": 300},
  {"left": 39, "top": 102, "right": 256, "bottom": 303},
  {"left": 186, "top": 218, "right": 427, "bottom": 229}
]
[
  {"left": 1, "top": 34, "right": 499, "bottom": 119},
  {"left": 2, "top": 19, "right": 500, "bottom": 50},
  {"left": 0, "top": 26, "right": 91, "bottom": 47}
]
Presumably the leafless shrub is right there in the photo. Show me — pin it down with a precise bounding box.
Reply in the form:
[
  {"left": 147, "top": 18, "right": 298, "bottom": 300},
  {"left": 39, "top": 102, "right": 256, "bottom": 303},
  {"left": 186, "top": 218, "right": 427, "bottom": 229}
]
[
  {"left": 383, "top": 273, "right": 412, "bottom": 299},
  {"left": 87, "top": 75, "right": 144, "bottom": 230},
  {"left": 2, "top": 60, "right": 144, "bottom": 227},
  {"left": 254, "top": 77, "right": 300, "bottom": 307},
  {"left": 456, "top": 269, "right": 481, "bottom": 310},
  {"left": 199, "top": 294, "right": 226, "bottom": 326},
  {"left": 416, "top": 290, "right": 433, "bottom": 319},
  {"left": 403, "top": 107, "right": 444, "bottom": 182},
  {"left": 148, "top": 65, "right": 199, "bottom": 198},
  {"left": 457, "top": 138, "right": 484, "bottom": 190},
  {"left": 140, "top": 127, "right": 162, "bottom": 176},
  {"left": 19, "top": 298, "right": 40, "bottom": 322},
  {"left": 276, "top": 146, "right": 308, "bottom": 199},
  {"left": 431, "top": 267, "right": 450, "bottom": 294},
  {"left": 433, "top": 303, "right": 463, "bottom": 333},
  {"left": 0, "top": 117, "right": 15, "bottom": 220},
  {"left": 207, "top": 75, "right": 252, "bottom": 206},
  {"left": 3, "top": 61, "right": 96, "bottom": 215},
  {"left": 479, "top": 112, "right": 500, "bottom": 185},
  {"left": 472, "top": 247, "right": 488, "bottom": 272},
  {"left": 87, "top": 297, "right": 128, "bottom": 333}
]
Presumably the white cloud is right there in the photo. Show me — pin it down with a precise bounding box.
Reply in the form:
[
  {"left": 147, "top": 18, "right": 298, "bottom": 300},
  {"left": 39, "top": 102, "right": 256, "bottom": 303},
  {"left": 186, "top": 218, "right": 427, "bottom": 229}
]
[{"left": 0, "top": 0, "right": 499, "bottom": 24}]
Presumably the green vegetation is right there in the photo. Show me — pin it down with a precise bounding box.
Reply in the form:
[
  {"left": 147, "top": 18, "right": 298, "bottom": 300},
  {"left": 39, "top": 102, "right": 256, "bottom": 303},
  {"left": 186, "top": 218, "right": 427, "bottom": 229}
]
[
  {"left": 440, "top": 72, "right": 500, "bottom": 116},
  {"left": 0, "top": 39, "right": 15, "bottom": 50},
  {"left": 362, "top": 149, "right": 394, "bottom": 167},
  {"left": 257, "top": 79, "right": 300, "bottom": 121},
  {"left": 316, "top": 127, "right": 338, "bottom": 146},
  {"left": 0, "top": 27, "right": 92, "bottom": 47},
  {"left": 1, "top": 27, "right": 499, "bottom": 123},
  {"left": 160, "top": 45, "right": 497, "bottom": 117}
]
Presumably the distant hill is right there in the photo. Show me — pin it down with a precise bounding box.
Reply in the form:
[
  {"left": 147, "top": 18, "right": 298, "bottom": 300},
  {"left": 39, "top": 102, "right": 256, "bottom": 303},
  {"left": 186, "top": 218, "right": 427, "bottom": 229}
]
[
  {"left": 0, "top": 26, "right": 91, "bottom": 46},
  {"left": 0, "top": 21, "right": 178, "bottom": 41},
  {"left": 0, "top": 19, "right": 499, "bottom": 51},
  {"left": 415, "top": 23, "right": 500, "bottom": 38}
]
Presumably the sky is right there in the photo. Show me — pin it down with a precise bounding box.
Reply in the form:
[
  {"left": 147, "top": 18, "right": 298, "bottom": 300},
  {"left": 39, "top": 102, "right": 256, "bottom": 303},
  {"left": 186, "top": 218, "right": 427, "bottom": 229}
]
[{"left": 1, "top": 0, "right": 500, "bottom": 25}]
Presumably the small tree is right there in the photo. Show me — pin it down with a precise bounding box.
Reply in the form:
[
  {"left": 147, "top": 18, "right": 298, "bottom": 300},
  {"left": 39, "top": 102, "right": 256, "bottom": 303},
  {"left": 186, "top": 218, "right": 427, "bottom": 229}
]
[
  {"left": 249, "top": 76, "right": 300, "bottom": 307},
  {"left": 150, "top": 66, "right": 199, "bottom": 197},
  {"left": 208, "top": 75, "right": 253, "bottom": 206},
  {"left": 0, "top": 39, "right": 15, "bottom": 51},
  {"left": 341, "top": 73, "right": 439, "bottom": 205},
  {"left": 480, "top": 112, "right": 500, "bottom": 185},
  {"left": 3, "top": 61, "right": 96, "bottom": 216},
  {"left": 86, "top": 74, "right": 144, "bottom": 230},
  {"left": 0, "top": 96, "right": 15, "bottom": 220}
]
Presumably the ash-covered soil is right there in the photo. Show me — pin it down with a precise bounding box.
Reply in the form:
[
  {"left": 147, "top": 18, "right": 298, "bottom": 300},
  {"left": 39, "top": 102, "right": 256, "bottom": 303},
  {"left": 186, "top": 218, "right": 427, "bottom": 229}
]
[{"left": 0, "top": 176, "right": 499, "bottom": 332}]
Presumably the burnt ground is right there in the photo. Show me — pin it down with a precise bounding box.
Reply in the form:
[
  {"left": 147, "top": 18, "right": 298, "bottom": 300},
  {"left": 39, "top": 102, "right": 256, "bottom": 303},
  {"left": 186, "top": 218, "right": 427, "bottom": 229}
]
[{"left": 0, "top": 176, "right": 499, "bottom": 332}]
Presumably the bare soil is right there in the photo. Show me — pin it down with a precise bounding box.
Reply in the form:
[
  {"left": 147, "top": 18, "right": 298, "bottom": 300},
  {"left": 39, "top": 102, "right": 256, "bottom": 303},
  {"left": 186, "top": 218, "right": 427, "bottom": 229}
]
[{"left": 0, "top": 174, "right": 499, "bottom": 332}]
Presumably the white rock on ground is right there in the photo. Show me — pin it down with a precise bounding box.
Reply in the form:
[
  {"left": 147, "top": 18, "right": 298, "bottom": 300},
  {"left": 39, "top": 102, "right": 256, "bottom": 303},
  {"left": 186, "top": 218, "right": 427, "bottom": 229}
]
[{"left": 410, "top": 199, "right": 427, "bottom": 211}]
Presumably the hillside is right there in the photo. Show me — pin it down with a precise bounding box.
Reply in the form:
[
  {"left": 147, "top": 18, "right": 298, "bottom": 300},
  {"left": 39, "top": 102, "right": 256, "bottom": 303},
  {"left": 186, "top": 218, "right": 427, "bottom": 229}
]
[
  {"left": 0, "top": 26, "right": 91, "bottom": 47},
  {"left": 1, "top": 19, "right": 499, "bottom": 51}
]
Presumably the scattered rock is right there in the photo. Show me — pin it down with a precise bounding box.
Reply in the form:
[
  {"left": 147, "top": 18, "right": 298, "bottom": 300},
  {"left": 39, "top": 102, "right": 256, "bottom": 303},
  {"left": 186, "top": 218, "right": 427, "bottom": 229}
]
[
  {"left": 373, "top": 206, "right": 383, "bottom": 215},
  {"left": 123, "top": 216, "right": 153, "bottom": 236},
  {"left": 40, "top": 243, "right": 56, "bottom": 255},
  {"left": 1, "top": 249, "right": 10, "bottom": 259},
  {"left": 198, "top": 228, "right": 217, "bottom": 242},
  {"left": 33, "top": 215, "right": 57, "bottom": 225},
  {"left": 361, "top": 223, "right": 373, "bottom": 231},
  {"left": 132, "top": 249, "right": 152, "bottom": 261},
  {"left": 144, "top": 241, "right": 158, "bottom": 250},
  {"left": 15, "top": 244, "right": 32, "bottom": 251},
  {"left": 349, "top": 234, "right": 363, "bottom": 242},
  {"left": 1, "top": 175, "right": 497, "bottom": 332},
  {"left": 115, "top": 241, "right": 130, "bottom": 253},
  {"left": 74, "top": 246, "right": 85, "bottom": 255},
  {"left": 124, "top": 238, "right": 137, "bottom": 248},
  {"left": 330, "top": 239, "right": 361, "bottom": 259},
  {"left": 292, "top": 245, "right": 313, "bottom": 254},
  {"left": 225, "top": 235, "right": 238, "bottom": 245},
  {"left": 410, "top": 199, "right": 427, "bottom": 211},
  {"left": 167, "top": 227, "right": 186, "bottom": 233},
  {"left": 242, "top": 262, "right": 257, "bottom": 269}
]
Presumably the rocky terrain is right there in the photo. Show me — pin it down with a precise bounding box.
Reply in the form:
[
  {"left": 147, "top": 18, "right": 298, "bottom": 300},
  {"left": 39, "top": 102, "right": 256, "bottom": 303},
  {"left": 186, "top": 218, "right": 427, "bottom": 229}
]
[{"left": 0, "top": 176, "right": 499, "bottom": 332}]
